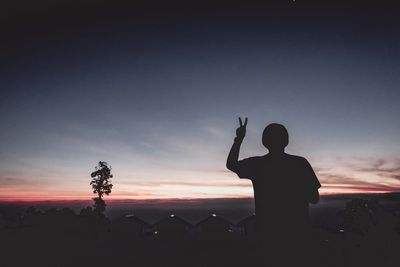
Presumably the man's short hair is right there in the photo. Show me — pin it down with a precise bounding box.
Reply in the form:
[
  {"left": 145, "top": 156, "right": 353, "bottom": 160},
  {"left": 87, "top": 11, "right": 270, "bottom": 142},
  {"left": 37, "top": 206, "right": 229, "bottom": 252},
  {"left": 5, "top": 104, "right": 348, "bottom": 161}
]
[{"left": 262, "top": 123, "right": 289, "bottom": 150}]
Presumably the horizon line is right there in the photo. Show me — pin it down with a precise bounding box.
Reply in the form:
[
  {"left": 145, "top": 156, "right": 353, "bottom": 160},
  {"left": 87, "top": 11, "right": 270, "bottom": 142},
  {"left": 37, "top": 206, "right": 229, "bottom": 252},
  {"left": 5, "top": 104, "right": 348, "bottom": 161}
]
[{"left": 1, "top": 191, "right": 400, "bottom": 205}]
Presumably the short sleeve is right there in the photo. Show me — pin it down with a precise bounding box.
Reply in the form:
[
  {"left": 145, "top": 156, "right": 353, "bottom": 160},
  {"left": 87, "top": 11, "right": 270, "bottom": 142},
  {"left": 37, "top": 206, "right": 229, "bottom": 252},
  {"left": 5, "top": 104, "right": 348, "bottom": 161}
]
[
  {"left": 236, "top": 157, "right": 258, "bottom": 179},
  {"left": 303, "top": 159, "right": 321, "bottom": 189}
]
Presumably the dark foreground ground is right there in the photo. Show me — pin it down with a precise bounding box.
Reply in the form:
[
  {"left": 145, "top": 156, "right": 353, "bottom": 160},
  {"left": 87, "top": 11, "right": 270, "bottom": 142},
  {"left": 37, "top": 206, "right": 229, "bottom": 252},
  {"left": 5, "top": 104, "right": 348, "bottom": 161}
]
[
  {"left": 1, "top": 226, "right": 400, "bottom": 267},
  {"left": 1, "top": 195, "right": 400, "bottom": 267}
]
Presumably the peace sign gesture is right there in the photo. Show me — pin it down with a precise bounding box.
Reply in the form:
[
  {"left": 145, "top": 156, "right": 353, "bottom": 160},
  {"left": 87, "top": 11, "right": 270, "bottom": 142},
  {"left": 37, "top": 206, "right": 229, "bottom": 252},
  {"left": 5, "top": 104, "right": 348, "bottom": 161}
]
[{"left": 235, "top": 117, "right": 248, "bottom": 142}]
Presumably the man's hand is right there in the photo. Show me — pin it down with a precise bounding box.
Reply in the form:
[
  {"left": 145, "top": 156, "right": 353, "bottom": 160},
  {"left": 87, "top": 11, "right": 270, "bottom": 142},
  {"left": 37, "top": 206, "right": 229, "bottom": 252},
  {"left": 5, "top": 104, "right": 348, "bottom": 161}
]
[
  {"left": 235, "top": 117, "right": 248, "bottom": 142},
  {"left": 227, "top": 117, "right": 247, "bottom": 172}
]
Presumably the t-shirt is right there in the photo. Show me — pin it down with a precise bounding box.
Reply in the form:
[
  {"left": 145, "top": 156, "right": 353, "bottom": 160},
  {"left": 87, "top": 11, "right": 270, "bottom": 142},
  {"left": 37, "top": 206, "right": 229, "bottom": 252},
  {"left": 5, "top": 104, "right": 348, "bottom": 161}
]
[{"left": 236, "top": 153, "right": 321, "bottom": 235}]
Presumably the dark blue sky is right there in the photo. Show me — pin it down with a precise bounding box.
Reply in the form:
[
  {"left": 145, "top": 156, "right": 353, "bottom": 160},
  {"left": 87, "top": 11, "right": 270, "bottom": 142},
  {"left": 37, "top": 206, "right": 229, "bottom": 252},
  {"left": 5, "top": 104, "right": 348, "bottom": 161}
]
[{"left": 1, "top": 0, "right": 399, "bottom": 200}]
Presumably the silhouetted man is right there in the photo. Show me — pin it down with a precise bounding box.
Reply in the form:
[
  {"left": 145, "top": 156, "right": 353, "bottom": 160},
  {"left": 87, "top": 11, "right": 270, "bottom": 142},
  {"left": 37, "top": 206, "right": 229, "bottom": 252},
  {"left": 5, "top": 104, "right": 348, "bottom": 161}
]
[{"left": 226, "top": 118, "right": 320, "bottom": 260}]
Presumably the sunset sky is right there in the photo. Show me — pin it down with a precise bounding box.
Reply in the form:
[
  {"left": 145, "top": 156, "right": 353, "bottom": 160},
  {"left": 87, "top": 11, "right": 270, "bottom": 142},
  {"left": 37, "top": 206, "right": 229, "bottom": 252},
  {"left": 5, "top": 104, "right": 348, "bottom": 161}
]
[{"left": 1, "top": 1, "right": 399, "bottom": 202}]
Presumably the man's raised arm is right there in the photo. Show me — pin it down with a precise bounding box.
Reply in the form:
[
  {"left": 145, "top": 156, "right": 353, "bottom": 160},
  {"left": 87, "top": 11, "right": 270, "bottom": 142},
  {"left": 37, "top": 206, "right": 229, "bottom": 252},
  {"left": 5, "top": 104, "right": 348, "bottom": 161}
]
[{"left": 226, "top": 117, "right": 247, "bottom": 173}]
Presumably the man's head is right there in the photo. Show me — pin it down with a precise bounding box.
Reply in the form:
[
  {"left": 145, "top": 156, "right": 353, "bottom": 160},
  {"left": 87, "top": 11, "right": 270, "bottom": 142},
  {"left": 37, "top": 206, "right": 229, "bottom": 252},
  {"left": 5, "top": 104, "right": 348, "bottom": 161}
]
[{"left": 262, "top": 123, "right": 289, "bottom": 152}]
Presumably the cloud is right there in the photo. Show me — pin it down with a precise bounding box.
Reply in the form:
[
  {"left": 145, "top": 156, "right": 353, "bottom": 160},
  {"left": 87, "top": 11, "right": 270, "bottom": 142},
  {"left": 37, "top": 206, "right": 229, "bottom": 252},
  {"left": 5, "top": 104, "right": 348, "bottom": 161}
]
[
  {"left": 345, "top": 157, "right": 400, "bottom": 182},
  {"left": 316, "top": 156, "right": 400, "bottom": 193},
  {"left": 118, "top": 179, "right": 251, "bottom": 188},
  {"left": 348, "top": 157, "right": 400, "bottom": 173},
  {"left": 0, "top": 171, "right": 45, "bottom": 186}
]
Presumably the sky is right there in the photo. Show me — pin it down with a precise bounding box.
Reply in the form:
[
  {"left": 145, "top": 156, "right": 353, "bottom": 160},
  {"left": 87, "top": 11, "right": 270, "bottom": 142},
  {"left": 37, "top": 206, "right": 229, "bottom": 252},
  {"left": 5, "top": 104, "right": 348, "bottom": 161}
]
[{"left": 1, "top": 0, "right": 399, "bottom": 202}]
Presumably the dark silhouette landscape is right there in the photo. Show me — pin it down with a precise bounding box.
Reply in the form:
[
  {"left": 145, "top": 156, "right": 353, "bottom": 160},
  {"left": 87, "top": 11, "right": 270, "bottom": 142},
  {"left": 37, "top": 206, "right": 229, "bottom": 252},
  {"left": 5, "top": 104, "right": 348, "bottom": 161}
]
[
  {"left": 1, "top": 193, "right": 400, "bottom": 266},
  {"left": 1, "top": 0, "right": 400, "bottom": 266}
]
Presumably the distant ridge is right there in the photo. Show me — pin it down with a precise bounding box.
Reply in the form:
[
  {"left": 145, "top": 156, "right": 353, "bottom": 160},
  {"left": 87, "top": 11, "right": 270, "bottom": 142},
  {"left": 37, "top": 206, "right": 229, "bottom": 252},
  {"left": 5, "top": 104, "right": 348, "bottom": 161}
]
[{"left": 2, "top": 192, "right": 400, "bottom": 205}]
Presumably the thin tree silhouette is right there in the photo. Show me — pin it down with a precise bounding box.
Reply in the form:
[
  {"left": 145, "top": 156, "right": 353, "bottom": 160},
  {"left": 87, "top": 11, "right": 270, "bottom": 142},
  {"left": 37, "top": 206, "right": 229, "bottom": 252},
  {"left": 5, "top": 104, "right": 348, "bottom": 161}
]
[{"left": 90, "top": 161, "right": 113, "bottom": 215}]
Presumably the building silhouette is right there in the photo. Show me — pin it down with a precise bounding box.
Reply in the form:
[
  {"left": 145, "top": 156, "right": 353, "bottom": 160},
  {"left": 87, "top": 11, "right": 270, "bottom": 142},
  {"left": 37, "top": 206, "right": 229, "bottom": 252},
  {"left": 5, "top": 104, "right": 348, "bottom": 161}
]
[
  {"left": 154, "top": 214, "right": 192, "bottom": 240},
  {"left": 195, "top": 213, "right": 237, "bottom": 240}
]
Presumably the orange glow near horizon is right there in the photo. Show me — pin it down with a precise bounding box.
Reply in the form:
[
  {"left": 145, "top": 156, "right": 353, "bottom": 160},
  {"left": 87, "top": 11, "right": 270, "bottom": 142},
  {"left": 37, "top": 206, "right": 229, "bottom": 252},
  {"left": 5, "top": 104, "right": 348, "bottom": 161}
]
[
  {"left": 0, "top": 185, "right": 399, "bottom": 204},
  {"left": 1, "top": 156, "right": 400, "bottom": 203}
]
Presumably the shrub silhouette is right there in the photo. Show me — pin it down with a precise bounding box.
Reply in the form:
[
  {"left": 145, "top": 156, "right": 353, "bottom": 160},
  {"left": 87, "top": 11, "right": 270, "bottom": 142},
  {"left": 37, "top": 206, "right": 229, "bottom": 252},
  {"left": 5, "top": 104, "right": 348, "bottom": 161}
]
[{"left": 339, "top": 198, "right": 380, "bottom": 235}]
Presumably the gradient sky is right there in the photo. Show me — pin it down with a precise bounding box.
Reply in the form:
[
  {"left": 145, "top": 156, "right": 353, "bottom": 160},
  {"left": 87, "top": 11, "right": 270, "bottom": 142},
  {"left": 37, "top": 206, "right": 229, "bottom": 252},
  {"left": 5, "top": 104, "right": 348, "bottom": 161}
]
[{"left": 1, "top": 0, "right": 399, "bottom": 201}]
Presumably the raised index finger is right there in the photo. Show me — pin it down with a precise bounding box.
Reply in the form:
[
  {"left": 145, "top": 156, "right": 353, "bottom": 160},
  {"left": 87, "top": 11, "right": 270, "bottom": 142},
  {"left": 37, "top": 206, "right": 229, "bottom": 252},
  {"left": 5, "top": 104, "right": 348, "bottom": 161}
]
[
  {"left": 238, "top": 117, "right": 243, "bottom": 127},
  {"left": 244, "top": 117, "right": 248, "bottom": 127}
]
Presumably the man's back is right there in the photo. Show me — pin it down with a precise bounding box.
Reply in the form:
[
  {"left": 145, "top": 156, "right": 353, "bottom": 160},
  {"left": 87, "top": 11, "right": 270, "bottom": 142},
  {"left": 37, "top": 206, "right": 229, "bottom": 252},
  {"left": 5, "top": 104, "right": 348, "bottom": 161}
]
[
  {"left": 236, "top": 153, "right": 320, "bottom": 235},
  {"left": 226, "top": 120, "right": 321, "bottom": 239}
]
